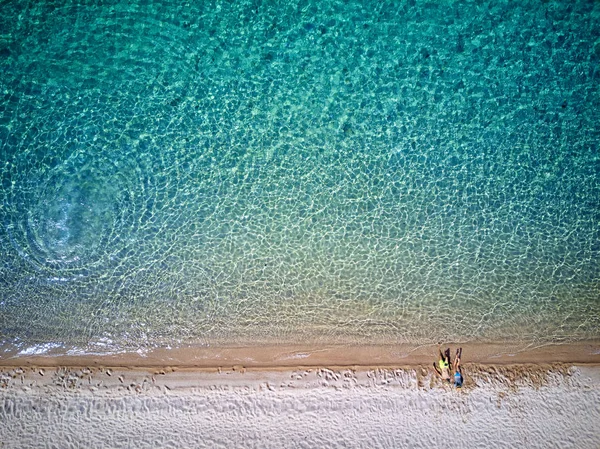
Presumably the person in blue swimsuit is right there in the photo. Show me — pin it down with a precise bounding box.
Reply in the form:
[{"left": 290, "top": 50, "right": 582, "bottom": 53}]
[{"left": 453, "top": 347, "right": 464, "bottom": 388}]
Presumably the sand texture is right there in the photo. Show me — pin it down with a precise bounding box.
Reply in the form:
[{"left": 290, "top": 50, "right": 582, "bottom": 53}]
[{"left": 1, "top": 363, "right": 599, "bottom": 449}]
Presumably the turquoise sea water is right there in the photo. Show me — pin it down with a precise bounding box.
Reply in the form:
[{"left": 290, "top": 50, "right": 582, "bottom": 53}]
[{"left": 1, "top": 0, "right": 599, "bottom": 354}]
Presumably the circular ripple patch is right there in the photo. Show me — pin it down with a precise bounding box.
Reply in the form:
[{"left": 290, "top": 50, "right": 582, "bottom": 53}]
[{"left": 6, "top": 152, "right": 147, "bottom": 276}]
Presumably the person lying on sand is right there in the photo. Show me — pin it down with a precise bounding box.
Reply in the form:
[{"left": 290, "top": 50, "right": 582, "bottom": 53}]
[
  {"left": 453, "top": 347, "right": 464, "bottom": 388},
  {"left": 433, "top": 347, "right": 452, "bottom": 382}
]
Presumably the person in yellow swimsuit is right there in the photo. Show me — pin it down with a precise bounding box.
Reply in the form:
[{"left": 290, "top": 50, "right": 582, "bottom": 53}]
[{"left": 433, "top": 347, "right": 452, "bottom": 382}]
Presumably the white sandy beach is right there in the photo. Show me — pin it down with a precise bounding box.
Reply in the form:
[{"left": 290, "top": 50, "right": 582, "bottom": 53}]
[{"left": 1, "top": 360, "right": 599, "bottom": 448}]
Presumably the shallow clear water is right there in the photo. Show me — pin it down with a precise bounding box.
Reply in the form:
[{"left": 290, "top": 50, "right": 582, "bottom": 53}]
[{"left": 0, "top": 0, "right": 599, "bottom": 353}]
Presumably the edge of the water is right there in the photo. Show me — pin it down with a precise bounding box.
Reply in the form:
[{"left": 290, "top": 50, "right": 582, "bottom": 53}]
[{"left": 1, "top": 341, "right": 598, "bottom": 369}]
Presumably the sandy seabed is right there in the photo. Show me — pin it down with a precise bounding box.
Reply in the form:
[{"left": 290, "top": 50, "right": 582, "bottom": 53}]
[{"left": 1, "top": 342, "right": 599, "bottom": 449}]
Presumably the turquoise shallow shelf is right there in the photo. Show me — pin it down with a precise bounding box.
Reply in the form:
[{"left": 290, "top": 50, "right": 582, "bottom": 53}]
[{"left": 0, "top": 0, "right": 598, "bottom": 354}]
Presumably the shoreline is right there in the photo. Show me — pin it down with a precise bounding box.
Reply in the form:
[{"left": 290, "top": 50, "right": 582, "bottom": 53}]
[
  {"left": 2, "top": 344, "right": 599, "bottom": 448},
  {"left": 1, "top": 340, "right": 598, "bottom": 370}
]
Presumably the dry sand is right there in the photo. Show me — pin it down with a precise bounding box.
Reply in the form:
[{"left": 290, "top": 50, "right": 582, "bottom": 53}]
[{"left": 1, "top": 342, "right": 599, "bottom": 448}]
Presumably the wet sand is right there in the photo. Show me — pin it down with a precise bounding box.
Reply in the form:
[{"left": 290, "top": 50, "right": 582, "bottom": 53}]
[{"left": 1, "top": 340, "right": 599, "bottom": 370}]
